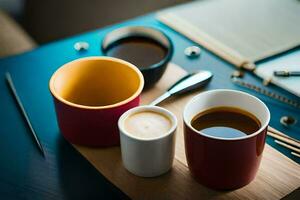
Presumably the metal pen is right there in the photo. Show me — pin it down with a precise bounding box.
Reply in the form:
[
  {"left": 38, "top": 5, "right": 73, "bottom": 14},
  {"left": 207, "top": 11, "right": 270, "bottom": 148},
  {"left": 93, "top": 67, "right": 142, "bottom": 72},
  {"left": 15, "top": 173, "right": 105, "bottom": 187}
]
[
  {"left": 5, "top": 72, "right": 45, "bottom": 157},
  {"left": 273, "top": 70, "right": 300, "bottom": 77}
]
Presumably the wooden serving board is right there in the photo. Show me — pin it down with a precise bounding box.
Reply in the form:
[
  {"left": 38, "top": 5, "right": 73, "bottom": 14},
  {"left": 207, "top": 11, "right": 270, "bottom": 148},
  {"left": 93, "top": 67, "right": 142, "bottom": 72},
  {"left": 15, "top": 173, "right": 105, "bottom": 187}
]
[{"left": 74, "top": 63, "right": 300, "bottom": 199}]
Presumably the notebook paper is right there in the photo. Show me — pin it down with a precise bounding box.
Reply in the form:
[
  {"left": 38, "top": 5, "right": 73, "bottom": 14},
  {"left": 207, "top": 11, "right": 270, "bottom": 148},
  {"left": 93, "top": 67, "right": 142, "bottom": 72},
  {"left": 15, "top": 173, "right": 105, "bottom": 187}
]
[
  {"left": 157, "top": 0, "right": 300, "bottom": 68},
  {"left": 255, "top": 50, "right": 300, "bottom": 97}
]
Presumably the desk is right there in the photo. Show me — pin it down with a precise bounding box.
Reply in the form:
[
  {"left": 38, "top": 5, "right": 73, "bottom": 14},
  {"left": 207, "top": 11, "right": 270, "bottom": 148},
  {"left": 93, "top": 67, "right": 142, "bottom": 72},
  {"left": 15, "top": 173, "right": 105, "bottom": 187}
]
[{"left": 0, "top": 14, "right": 299, "bottom": 199}]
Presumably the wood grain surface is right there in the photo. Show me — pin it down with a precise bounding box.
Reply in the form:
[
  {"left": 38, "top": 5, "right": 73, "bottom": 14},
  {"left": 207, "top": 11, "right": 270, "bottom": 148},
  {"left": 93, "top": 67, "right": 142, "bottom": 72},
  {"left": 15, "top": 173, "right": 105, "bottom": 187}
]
[{"left": 74, "top": 63, "right": 300, "bottom": 199}]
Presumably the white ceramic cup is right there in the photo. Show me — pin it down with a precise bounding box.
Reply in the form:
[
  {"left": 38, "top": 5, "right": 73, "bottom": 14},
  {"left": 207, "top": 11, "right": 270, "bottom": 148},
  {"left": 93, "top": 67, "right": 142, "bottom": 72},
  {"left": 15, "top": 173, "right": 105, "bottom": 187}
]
[{"left": 118, "top": 105, "right": 177, "bottom": 177}]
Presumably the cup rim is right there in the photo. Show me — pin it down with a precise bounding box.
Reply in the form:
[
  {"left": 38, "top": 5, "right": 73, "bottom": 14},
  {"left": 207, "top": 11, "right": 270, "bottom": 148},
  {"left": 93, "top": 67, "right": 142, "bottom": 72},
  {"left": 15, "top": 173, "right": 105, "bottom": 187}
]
[
  {"left": 183, "top": 89, "right": 270, "bottom": 141},
  {"left": 101, "top": 26, "right": 173, "bottom": 72},
  {"left": 118, "top": 105, "right": 177, "bottom": 141},
  {"left": 49, "top": 56, "right": 144, "bottom": 110}
]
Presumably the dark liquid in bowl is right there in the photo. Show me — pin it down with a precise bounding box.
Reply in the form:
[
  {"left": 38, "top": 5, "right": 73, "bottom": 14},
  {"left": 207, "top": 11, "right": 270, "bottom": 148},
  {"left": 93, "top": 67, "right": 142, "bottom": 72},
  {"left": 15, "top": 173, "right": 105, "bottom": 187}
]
[
  {"left": 191, "top": 107, "right": 261, "bottom": 138},
  {"left": 105, "top": 37, "right": 167, "bottom": 69}
]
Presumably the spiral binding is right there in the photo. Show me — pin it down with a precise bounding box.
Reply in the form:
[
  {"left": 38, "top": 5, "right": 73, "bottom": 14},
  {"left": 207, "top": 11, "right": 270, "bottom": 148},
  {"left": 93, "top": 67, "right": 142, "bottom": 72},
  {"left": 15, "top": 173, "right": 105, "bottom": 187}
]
[{"left": 231, "top": 77, "right": 300, "bottom": 109}]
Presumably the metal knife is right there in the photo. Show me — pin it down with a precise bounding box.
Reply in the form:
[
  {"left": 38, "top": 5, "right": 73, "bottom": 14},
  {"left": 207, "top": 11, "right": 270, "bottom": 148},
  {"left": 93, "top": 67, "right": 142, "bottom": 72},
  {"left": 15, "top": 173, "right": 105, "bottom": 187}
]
[{"left": 150, "top": 70, "right": 213, "bottom": 106}]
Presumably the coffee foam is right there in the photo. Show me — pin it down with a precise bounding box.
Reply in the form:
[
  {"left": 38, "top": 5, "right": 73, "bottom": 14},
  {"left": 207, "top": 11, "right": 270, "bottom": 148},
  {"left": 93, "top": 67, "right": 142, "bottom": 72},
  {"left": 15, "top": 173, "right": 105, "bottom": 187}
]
[{"left": 124, "top": 111, "right": 172, "bottom": 139}]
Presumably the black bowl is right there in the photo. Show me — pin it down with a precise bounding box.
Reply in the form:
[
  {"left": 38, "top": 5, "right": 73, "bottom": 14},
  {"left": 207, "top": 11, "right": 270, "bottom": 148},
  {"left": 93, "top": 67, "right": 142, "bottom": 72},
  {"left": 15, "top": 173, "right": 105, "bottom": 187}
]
[{"left": 101, "top": 26, "right": 173, "bottom": 89}]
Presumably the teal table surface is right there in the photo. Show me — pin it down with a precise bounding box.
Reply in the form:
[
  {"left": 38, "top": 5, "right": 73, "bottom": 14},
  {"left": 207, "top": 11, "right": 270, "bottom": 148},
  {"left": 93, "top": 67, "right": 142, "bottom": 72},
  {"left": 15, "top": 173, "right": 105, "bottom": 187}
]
[{"left": 0, "top": 14, "right": 299, "bottom": 199}]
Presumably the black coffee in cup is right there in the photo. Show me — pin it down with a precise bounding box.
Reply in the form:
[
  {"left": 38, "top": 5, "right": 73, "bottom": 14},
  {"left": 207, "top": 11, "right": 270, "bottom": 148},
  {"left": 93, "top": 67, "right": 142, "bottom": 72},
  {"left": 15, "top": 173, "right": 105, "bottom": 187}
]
[
  {"left": 105, "top": 37, "right": 167, "bottom": 69},
  {"left": 102, "top": 26, "right": 173, "bottom": 89},
  {"left": 191, "top": 106, "right": 261, "bottom": 138}
]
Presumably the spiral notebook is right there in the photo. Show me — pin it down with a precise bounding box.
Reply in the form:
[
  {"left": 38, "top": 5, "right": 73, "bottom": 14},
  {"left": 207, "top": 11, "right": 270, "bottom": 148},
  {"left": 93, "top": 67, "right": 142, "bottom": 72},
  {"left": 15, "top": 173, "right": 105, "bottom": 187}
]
[{"left": 157, "top": 0, "right": 300, "bottom": 96}]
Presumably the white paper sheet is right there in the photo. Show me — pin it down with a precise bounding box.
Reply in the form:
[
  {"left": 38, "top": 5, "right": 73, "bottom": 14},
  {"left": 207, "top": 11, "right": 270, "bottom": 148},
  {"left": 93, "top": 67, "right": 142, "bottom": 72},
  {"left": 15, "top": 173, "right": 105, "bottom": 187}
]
[{"left": 255, "top": 50, "right": 300, "bottom": 97}]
